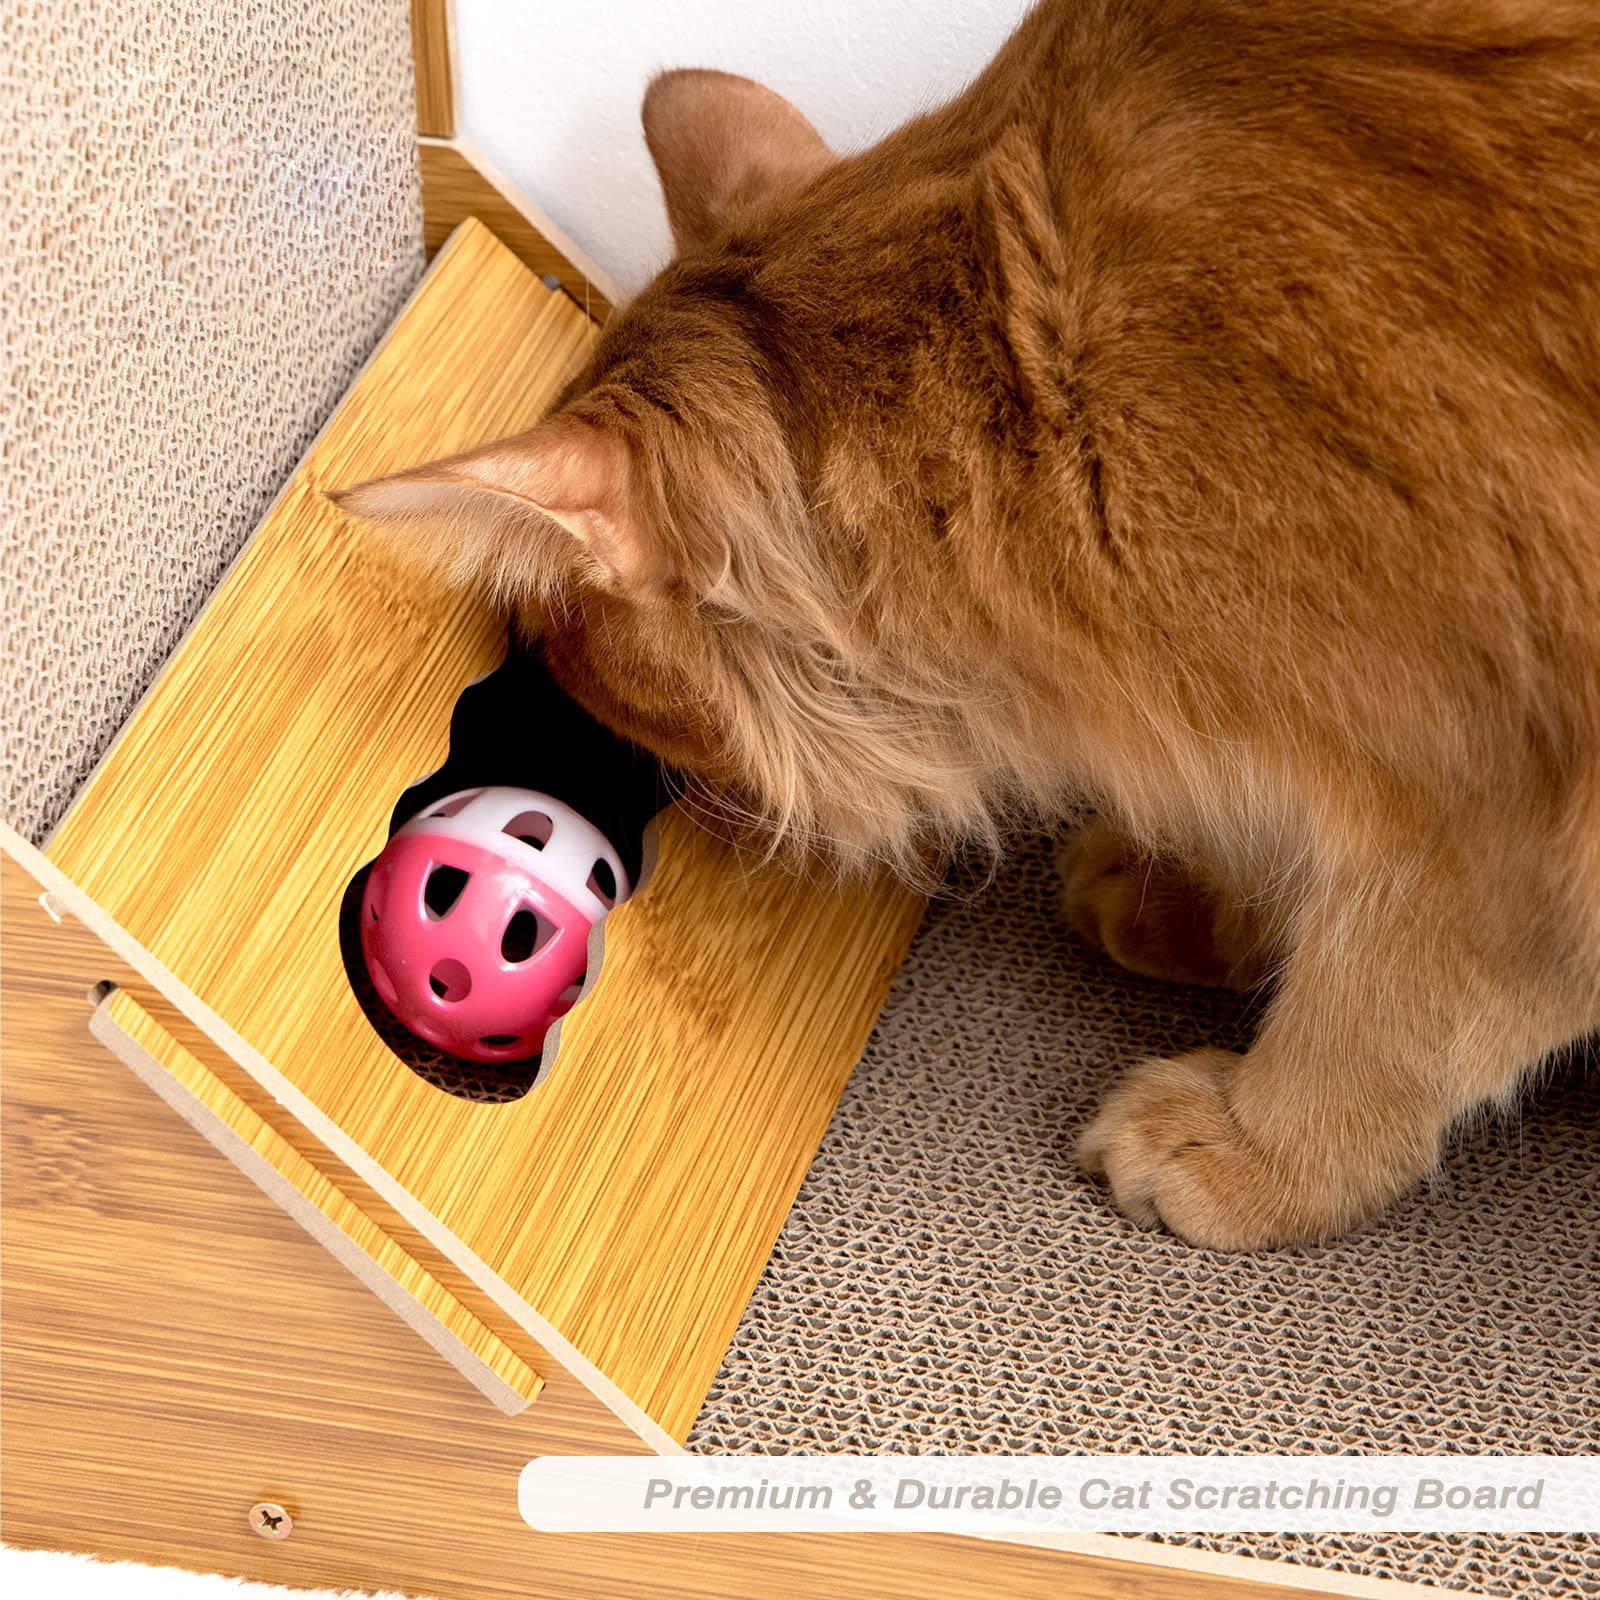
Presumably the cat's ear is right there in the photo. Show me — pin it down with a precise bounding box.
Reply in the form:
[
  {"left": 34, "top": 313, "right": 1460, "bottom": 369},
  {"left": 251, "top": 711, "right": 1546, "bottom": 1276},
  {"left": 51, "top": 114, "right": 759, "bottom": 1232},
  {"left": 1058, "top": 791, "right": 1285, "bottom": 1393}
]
[
  {"left": 643, "top": 69, "right": 832, "bottom": 251},
  {"left": 331, "top": 415, "right": 669, "bottom": 592}
]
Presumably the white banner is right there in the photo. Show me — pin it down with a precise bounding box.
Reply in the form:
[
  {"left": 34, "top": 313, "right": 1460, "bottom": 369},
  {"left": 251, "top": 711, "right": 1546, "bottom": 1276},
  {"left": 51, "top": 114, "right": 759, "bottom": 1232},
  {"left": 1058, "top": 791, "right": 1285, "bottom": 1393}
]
[{"left": 518, "top": 1456, "right": 1599, "bottom": 1535}]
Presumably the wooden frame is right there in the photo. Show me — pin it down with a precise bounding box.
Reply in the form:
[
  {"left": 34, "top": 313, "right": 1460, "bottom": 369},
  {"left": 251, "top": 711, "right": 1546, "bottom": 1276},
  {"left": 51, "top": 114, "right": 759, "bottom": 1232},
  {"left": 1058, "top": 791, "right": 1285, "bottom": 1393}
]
[
  {"left": 410, "top": 0, "right": 619, "bottom": 320},
  {"left": 419, "top": 137, "right": 615, "bottom": 320},
  {"left": 411, "top": 0, "right": 457, "bottom": 137},
  {"left": 94, "top": 986, "right": 545, "bottom": 1417}
]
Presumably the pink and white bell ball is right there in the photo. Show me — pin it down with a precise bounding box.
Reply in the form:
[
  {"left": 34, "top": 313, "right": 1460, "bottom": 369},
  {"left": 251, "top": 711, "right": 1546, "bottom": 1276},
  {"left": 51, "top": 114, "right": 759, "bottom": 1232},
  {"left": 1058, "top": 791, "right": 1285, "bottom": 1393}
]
[{"left": 360, "top": 786, "right": 630, "bottom": 1063}]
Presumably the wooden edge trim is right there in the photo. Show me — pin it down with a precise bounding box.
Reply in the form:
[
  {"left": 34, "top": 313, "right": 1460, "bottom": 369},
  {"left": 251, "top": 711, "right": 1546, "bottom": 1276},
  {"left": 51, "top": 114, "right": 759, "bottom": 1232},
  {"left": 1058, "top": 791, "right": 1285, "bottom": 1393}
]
[
  {"left": 451, "top": 134, "right": 622, "bottom": 311},
  {"left": 411, "top": 0, "right": 457, "bottom": 138},
  {"left": 93, "top": 986, "right": 542, "bottom": 1417},
  {"left": 419, "top": 135, "right": 620, "bottom": 321},
  {"left": 6, "top": 812, "right": 685, "bottom": 1459}
]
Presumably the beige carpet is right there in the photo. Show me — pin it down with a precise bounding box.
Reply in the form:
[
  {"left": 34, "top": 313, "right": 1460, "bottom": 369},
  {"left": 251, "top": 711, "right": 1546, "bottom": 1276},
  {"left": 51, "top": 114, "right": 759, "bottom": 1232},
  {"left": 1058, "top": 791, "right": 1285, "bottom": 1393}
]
[
  {"left": 692, "top": 833, "right": 1599, "bottom": 1597},
  {"left": 1, "top": 0, "right": 424, "bottom": 844}
]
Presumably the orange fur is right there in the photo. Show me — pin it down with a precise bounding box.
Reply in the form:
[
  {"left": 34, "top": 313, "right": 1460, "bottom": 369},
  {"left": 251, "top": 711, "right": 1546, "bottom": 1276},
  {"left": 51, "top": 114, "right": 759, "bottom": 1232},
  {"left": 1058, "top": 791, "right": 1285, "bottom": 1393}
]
[{"left": 338, "top": 0, "right": 1600, "bottom": 1246}]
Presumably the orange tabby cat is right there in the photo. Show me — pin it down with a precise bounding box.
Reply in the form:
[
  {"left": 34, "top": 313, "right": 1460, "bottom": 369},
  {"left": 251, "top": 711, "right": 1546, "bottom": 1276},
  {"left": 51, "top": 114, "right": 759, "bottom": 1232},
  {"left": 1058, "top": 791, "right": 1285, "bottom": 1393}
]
[{"left": 338, "top": 0, "right": 1600, "bottom": 1248}]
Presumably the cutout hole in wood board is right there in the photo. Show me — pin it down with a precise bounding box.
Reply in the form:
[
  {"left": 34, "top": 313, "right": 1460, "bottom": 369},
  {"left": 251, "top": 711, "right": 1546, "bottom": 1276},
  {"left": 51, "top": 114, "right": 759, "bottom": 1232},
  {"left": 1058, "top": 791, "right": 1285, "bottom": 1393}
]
[{"left": 337, "top": 632, "right": 666, "bottom": 1104}]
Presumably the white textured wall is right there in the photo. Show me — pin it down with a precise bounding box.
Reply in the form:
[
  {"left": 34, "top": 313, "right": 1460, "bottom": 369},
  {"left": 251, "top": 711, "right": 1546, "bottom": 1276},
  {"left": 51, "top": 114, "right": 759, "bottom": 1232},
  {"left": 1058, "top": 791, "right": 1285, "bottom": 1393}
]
[{"left": 455, "top": 0, "right": 1029, "bottom": 294}]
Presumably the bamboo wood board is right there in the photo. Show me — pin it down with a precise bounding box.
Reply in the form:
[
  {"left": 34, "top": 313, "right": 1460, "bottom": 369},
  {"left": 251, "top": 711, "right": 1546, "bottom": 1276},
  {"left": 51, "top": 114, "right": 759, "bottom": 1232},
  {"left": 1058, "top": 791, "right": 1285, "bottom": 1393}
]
[
  {"left": 45, "top": 219, "right": 928, "bottom": 1444},
  {"left": 1, "top": 848, "right": 649, "bottom": 1459},
  {"left": 13, "top": 825, "right": 579, "bottom": 1431},
  {"left": 94, "top": 985, "right": 543, "bottom": 1416},
  {"left": 1, "top": 854, "right": 1343, "bottom": 1599}
]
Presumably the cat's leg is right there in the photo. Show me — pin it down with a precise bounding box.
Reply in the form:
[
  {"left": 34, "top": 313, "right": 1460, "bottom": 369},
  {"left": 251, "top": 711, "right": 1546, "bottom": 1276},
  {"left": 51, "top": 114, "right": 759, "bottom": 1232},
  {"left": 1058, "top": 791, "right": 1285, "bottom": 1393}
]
[
  {"left": 1056, "top": 819, "right": 1273, "bottom": 990},
  {"left": 1075, "top": 861, "right": 1571, "bottom": 1248}
]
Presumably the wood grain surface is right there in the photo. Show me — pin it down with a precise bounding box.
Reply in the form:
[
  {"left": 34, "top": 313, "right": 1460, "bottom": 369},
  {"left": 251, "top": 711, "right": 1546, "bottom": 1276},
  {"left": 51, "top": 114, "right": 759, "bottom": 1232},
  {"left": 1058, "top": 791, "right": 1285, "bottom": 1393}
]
[
  {"left": 410, "top": 0, "right": 456, "bottom": 137},
  {"left": 2, "top": 851, "right": 648, "bottom": 1454},
  {"left": 45, "top": 220, "right": 928, "bottom": 1444},
  {"left": 420, "top": 140, "right": 615, "bottom": 320},
  {"left": 0, "top": 851, "right": 1342, "bottom": 1600},
  {"left": 96, "top": 986, "right": 543, "bottom": 1415}
]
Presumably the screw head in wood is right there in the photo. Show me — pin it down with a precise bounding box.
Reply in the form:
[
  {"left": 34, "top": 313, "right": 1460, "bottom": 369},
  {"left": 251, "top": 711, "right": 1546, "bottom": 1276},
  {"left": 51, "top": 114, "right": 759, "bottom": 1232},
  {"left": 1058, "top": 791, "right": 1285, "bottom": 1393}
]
[{"left": 249, "top": 1502, "right": 293, "bottom": 1540}]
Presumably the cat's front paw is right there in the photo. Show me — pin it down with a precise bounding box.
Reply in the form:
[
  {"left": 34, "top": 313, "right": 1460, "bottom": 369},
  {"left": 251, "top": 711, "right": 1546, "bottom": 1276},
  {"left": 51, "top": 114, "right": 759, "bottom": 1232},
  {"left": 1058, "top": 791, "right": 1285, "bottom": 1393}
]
[{"left": 1075, "top": 1050, "right": 1349, "bottom": 1249}]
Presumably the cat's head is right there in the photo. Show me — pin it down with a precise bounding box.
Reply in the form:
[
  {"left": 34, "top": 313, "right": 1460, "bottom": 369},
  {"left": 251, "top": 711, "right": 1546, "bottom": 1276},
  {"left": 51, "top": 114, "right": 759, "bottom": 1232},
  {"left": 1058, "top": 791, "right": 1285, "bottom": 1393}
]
[{"left": 337, "top": 72, "right": 999, "bottom": 873}]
